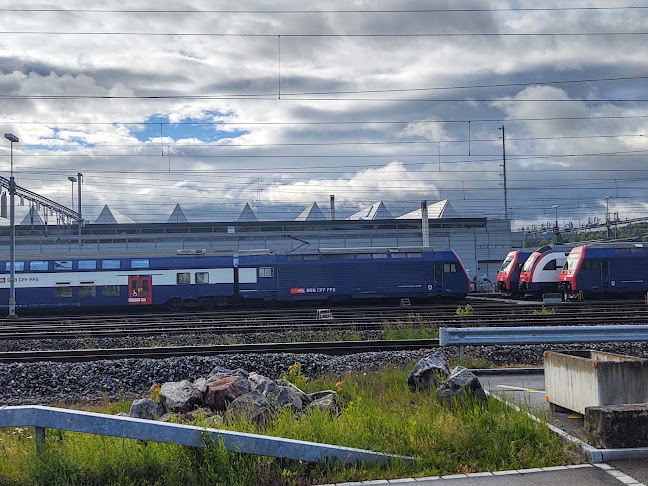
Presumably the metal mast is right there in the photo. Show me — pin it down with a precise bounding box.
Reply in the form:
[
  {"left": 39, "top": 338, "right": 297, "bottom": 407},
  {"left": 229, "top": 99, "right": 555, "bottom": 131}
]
[{"left": 499, "top": 125, "right": 509, "bottom": 222}]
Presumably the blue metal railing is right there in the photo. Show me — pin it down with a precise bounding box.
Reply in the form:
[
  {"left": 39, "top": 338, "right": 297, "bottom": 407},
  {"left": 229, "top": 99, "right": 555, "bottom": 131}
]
[
  {"left": 0, "top": 405, "right": 410, "bottom": 464},
  {"left": 440, "top": 324, "right": 648, "bottom": 359}
]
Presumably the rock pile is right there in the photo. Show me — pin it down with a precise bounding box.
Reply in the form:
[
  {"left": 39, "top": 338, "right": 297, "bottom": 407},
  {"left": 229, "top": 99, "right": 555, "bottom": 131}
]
[
  {"left": 129, "top": 365, "right": 338, "bottom": 425},
  {"left": 408, "top": 350, "right": 487, "bottom": 403}
]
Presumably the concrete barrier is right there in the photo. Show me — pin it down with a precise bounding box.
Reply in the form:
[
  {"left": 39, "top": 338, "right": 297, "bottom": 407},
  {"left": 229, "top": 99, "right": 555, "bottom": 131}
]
[{"left": 545, "top": 350, "right": 648, "bottom": 415}]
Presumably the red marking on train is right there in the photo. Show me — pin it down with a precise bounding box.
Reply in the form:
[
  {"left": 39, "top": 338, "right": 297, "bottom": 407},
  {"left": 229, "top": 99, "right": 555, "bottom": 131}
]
[{"left": 290, "top": 288, "right": 305, "bottom": 294}]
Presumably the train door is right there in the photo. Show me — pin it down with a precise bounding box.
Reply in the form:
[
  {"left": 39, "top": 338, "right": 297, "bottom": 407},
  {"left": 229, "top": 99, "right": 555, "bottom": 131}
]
[
  {"left": 601, "top": 261, "right": 610, "bottom": 286},
  {"left": 435, "top": 264, "right": 443, "bottom": 289},
  {"left": 128, "top": 275, "right": 153, "bottom": 305}
]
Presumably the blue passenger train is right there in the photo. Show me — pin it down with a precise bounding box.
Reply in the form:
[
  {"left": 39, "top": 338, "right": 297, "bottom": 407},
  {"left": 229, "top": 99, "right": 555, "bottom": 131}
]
[
  {"left": 559, "top": 243, "right": 648, "bottom": 299},
  {"left": 0, "top": 247, "right": 470, "bottom": 312}
]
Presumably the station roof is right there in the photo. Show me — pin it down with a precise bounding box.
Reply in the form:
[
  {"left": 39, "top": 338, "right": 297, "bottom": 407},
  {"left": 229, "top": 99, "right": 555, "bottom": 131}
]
[
  {"left": 237, "top": 203, "right": 258, "bottom": 222},
  {"left": 346, "top": 201, "right": 393, "bottom": 220},
  {"left": 295, "top": 202, "right": 327, "bottom": 221},
  {"left": 397, "top": 199, "right": 459, "bottom": 219},
  {"left": 20, "top": 208, "right": 45, "bottom": 225},
  {"left": 167, "top": 204, "right": 189, "bottom": 223},
  {"left": 94, "top": 205, "right": 136, "bottom": 224}
]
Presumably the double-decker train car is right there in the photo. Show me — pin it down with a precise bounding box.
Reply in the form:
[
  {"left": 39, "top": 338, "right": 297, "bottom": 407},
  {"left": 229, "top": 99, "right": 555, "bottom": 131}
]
[
  {"left": 496, "top": 249, "right": 533, "bottom": 296},
  {"left": 518, "top": 244, "right": 573, "bottom": 296},
  {"left": 0, "top": 247, "right": 470, "bottom": 312},
  {"left": 559, "top": 243, "right": 648, "bottom": 299}
]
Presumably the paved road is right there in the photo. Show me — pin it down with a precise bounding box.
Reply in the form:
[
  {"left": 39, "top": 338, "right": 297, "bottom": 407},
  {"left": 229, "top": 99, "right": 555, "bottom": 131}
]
[{"left": 324, "top": 464, "right": 644, "bottom": 485}]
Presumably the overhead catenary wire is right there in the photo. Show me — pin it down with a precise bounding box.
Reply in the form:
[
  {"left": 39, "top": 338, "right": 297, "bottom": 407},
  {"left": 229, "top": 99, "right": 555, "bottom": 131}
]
[{"left": 2, "top": 7, "right": 647, "bottom": 13}]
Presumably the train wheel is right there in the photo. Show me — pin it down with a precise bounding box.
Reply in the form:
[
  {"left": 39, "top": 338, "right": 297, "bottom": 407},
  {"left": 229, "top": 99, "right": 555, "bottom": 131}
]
[
  {"left": 202, "top": 297, "right": 216, "bottom": 311},
  {"left": 166, "top": 298, "right": 182, "bottom": 312}
]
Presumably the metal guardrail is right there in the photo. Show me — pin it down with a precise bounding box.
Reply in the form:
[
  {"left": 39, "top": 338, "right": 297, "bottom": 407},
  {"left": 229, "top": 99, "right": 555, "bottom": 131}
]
[
  {"left": 0, "top": 405, "right": 410, "bottom": 464},
  {"left": 439, "top": 324, "right": 648, "bottom": 359}
]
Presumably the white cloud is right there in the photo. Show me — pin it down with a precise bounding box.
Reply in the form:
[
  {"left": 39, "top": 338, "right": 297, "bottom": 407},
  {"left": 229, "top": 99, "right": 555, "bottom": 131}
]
[{"left": 0, "top": 1, "right": 646, "bottom": 227}]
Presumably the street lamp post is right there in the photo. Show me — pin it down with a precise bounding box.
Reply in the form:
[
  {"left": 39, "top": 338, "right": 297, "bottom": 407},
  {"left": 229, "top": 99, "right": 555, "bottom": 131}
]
[
  {"left": 552, "top": 204, "right": 560, "bottom": 243},
  {"left": 4, "top": 133, "right": 19, "bottom": 317},
  {"left": 68, "top": 174, "right": 82, "bottom": 248}
]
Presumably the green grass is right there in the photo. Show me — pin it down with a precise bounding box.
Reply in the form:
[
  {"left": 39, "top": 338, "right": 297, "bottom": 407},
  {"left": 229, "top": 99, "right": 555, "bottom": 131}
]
[
  {"left": 383, "top": 319, "right": 439, "bottom": 340},
  {"left": 0, "top": 367, "right": 580, "bottom": 485}
]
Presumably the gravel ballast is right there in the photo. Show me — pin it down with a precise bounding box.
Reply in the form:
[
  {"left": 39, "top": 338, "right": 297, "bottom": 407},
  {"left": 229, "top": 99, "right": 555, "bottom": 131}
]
[{"left": 3, "top": 341, "right": 648, "bottom": 406}]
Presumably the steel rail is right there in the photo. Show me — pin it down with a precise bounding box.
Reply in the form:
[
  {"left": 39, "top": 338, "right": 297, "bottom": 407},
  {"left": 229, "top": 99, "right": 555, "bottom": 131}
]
[
  {"left": 4, "top": 312, "right": 648, "bottom": 341},
  {"left": 0, "top": 338, "right": 440, "bottom": 363}
]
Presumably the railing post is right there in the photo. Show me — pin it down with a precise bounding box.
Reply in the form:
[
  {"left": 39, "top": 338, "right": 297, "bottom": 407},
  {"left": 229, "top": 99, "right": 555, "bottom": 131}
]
[
  {"left": 34, "top": 426, "right": 46, "bottom": 456},
  {"left": 459, "top": 345, "right": 464, "bottom": 361}
]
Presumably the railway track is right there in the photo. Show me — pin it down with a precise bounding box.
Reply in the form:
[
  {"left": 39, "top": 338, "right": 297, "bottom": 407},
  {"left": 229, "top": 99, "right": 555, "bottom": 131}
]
[
  {"left": 2, "top": 297, "right": 646, "bottom": 327},
  {"left": 0, "top": 338, "right": 441, "bottom": 363},
  {"left": 3, "top": 301, "right": 648, "bottom": 341},
  {"left": 4, "top": 312, "right": 648, "bottom": 341}
]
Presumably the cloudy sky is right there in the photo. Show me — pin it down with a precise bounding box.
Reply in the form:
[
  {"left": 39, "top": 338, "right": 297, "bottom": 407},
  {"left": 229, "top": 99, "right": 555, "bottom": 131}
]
[{"left": 0, "top": 1, "right": 647, "bottom": 230}]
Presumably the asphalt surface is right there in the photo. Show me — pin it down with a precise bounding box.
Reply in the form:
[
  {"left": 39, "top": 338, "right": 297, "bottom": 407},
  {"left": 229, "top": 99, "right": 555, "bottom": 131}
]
[{"left": 326, "top": 370, "right": 648, "bottom": 486}]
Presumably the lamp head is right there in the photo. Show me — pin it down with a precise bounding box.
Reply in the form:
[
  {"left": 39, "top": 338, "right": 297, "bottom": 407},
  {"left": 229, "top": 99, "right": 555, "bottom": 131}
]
[
  {"left": 68, "top": 176, "right": 77, "bottom": 183},
  {"left": 4, "top": 133, "right": 18, "bottom": 143}
]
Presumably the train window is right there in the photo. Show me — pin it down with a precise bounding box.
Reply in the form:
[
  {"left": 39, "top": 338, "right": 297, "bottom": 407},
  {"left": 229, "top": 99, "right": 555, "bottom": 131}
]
[
  {"left": 177, "top": 272, "right": 191, "bottom": 284},
  {"left": 443, "top": 263, "right": 457, "bottom": 273},
  {"left": 287, "top": 255, "right": 303, "bottom": 261},
  {"left": 371, "top": 253, "right": 388, "bottom": 259},
  {"left": 323, "top": 254, "right": 354, "bottom": 260},
  {"left": 5, "top": 262, "right": 25, "bottom": 272},
  {"left": 141, "top": 280, "right": 149, "bottom": 297},
  {"left": 54, "top": 261, "right": 72, "bottom": 271},
  {"left": 54, "top": 286, "right": 72, "bottom": 298},
  {"left": 357, "top": 253, "right": 372, "bottom": 259},
  {"left": 303, "top": 255, "right": 319, "bottom": 261},
  {"left": 79, "top": 286, "right": 96, "bottom": 298},
  {"left": 631, "top": 248, "right": 646, "bottom": 253},
  {"left": 102, "top": 285, "right": 120, "bottom": 297},
  {"left": 584, "top": 260, "right": 599, "bottom": 270},
  {"left": 406, "top": 253, "right": 423, "bottom": 258},
  {"left": 543, "top": 259, "right": 557, "bottom": 271},
  {"left": 499, "top": 256, "right": 514, "bottom": 272},
  {"left": 78, "top": 260, "right": 97, "bottom": 270},
  {"left": 29, "top": 261, "right": 49, "bottom": 271},
  {"left": 259, "top": 267, "right": 274, "bottom": 278},
  {"left": 102, "top": 260, "right": 120, "bottom": 270},
  {"left": 391, "top": 253, "right": 407, "bottom": 259},
  {"left": 616, "top": 248, "right": 631, "bottom": 253},
  {"left": 131, "top": 259, "right": 150, "bottom": 269},
  {"left": 196, "top": 272, "right": 209, "bottom": 283}
]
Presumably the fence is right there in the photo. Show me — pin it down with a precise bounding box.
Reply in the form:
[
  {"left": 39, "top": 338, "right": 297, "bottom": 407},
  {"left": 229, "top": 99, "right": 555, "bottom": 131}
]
[
  {"left": 0, "top": 405, "right": 410, "bottom": 464},
  {"left": 439, "top": 324, "right": 648, "bottom": 359}
]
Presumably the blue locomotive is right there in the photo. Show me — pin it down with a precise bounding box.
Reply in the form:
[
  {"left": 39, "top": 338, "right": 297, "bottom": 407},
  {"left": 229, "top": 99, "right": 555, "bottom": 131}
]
[
  {"left": 559, "top": 243, "right": 648, "bottom": 299},
  {"left": 0, "top": 247, "right": 470, "bottom": 311}
]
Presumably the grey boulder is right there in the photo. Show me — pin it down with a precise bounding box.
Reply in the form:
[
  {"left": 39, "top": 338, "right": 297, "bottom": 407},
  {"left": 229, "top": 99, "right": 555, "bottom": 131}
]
[
  {"left": 436, "top": 366, "right": 487, "bottom": 403},
  {"left": 129, "top": 398, "right": 165, "bottom": 420},
  {"left": 408, "top": 350, "right": 450, "bottom": 391},
  {"left": 159, "top": 380, "right": 203, "bottom": 413}
]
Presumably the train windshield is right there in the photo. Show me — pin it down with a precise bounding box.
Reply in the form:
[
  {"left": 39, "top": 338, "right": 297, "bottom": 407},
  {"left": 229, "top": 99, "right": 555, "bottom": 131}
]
[
  {"left": 499, "top": 255, "right": 515, "bottom": 273},
  {"left": 521, "top": 253, "right": 539, "bottom": 272},
  {"left": 563, "top": 253, "right": 581, "bottom": 271}
]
